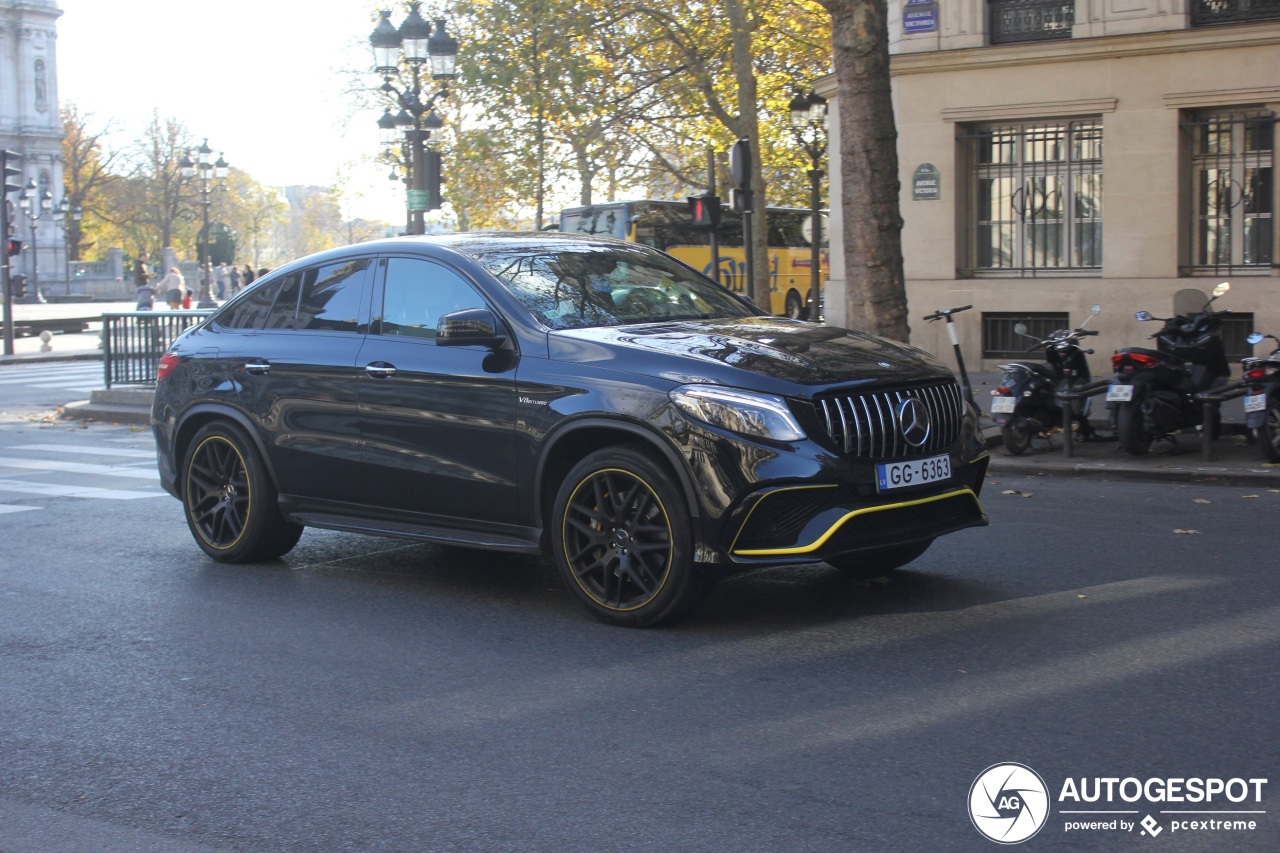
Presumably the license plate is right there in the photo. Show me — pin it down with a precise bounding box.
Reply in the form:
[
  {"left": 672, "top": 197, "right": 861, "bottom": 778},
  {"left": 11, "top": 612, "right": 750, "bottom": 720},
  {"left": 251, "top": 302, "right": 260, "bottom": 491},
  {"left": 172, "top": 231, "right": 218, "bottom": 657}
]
[
  {"left": 990, "top": 396, "right": 1017, "bottom": 414},
  {"left": 1106, "top": 384, "right": 1134, "bottom": 402},
  {"left": 1245, "top": 394, "right": 1267, "bottom": 413},
  {"left": 877, "top": 454, "right": 951, "bottom": 491}
]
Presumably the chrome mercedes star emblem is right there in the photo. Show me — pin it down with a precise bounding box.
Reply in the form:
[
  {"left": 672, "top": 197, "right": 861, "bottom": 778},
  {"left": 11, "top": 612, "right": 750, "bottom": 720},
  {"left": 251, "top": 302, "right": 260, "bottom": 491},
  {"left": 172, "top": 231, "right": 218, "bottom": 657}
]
[{"left": 897, "top": 397, "right": 932, "bottom": 447}]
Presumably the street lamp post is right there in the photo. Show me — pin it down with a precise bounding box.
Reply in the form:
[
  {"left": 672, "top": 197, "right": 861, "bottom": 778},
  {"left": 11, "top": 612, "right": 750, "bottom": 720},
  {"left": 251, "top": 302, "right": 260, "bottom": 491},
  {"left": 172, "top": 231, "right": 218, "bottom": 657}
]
[
  {"left": 789, "top": 91, "right": 828, "bottom": 321},
  {"left": 370, "top": 3, "right": 458, "bottom": 235},
  {"left": 53, "top": 197, "right": 83, "bottom": 297},
  {"left": 17, "top": 180, "right": 52, "bottom": 303},
  {"left": 180, "top": 140, "right": 229, "bottom": 308}
]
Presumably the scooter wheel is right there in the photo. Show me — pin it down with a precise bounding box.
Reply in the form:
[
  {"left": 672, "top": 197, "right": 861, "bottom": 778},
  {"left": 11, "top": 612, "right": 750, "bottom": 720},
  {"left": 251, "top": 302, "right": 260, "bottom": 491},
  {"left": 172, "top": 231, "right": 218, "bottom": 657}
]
[
  {"left": 1262, "top": 403, "right": 1280, "bottom": 463},
  {"left": 1116, "top": 403, "right": 1152, "bottom": 456},
  {"left": 1001, "top": 416, "right": 1034, "bottom": 456}
]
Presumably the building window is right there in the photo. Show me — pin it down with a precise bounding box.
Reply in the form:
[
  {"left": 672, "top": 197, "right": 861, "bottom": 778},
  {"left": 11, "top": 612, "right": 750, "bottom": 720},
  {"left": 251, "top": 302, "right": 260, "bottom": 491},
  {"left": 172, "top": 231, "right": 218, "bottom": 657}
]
[
  {"left": 1185, "top": 109, "right": 1274, "bottom": 275},
  {"left": 989, "top": 0, "right": 1075, "bottom": 45},
  {"left": 982, "top": 312, "right": 1070, "bottom": 359},
  {"left": 1191, "top": 0, "right": 1280, "bottom": 27},
  {"left": 962, "top": 119, "right": 1102, "bottom": 277}
]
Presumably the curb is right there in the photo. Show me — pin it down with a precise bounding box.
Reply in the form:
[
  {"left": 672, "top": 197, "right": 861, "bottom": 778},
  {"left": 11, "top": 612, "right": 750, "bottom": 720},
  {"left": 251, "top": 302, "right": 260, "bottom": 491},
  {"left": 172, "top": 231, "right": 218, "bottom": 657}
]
[{"left": 61, "top": 386, "right": 154, "bottom": 426}]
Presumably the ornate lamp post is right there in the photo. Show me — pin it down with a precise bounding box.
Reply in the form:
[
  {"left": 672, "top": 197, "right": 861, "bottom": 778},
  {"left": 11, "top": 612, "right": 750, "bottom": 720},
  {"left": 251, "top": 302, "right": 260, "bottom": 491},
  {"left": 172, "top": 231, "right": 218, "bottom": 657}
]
[
  {"left": 53, "top": 197, "right": 83, "bottom": 297},
  {"left": 180, "top": 140, "right": 229, "bottom": 308},
  {"left": 371, "top": 3, "right": 458, "bottom": 235},
  {"left": 17, "top": 180, "right": 52, "bottom": 303},
  {"left": 789, "top": 91, "right": 828, "bottom": 321}
]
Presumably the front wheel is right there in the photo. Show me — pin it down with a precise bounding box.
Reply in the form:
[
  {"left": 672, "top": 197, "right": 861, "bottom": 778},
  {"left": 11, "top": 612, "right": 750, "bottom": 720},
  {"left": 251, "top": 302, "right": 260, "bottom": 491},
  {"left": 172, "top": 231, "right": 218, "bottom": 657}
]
[
  {"left": 550, "top": 446, "right": 714, "bottom": 627},
  {"left": 1115, "top": 402, "right": 1152, "bottom": 456},
  {"left": 1001, "top": 415, "right": 1034, "bottom": 456},
  {"left": 182, "top": 421, "right": 303, "bottom": 563},
  {"left": 1262, "top": 402, "right": 1280, "bottom": 463},
  {"left": 826, "top": 539, "right": 933, "bottom": 580}
]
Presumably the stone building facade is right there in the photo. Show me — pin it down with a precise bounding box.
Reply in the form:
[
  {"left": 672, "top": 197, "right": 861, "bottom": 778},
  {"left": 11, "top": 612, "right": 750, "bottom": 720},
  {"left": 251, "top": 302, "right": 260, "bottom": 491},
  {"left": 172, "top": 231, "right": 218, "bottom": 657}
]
[
  {"left": 1, "top": 0, "right": 64, "bottom": 295},
  {"left": 819, "top": 1, "right": 1279, "bottom": 372}
]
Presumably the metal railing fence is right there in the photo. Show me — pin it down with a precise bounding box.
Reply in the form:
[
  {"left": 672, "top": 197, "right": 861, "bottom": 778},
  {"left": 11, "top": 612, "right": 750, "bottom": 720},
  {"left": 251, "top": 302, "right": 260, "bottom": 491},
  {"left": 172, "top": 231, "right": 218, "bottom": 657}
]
[
  {"left": 101, "top": 311, "right": 211, "bottom": 388},
  {"left": 989, "top": 0, "right": 1075, "bottom": 45},
  {"left": 1191, "top": 0, "right": 1280, "bottom": 26}
]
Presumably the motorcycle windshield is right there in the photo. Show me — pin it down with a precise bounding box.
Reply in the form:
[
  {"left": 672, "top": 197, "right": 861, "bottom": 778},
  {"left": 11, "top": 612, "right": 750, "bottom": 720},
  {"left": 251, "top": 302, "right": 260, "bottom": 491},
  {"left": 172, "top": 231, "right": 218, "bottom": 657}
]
[{"left": 1173, "top": 288, "right": 1210, "bottom": 316}]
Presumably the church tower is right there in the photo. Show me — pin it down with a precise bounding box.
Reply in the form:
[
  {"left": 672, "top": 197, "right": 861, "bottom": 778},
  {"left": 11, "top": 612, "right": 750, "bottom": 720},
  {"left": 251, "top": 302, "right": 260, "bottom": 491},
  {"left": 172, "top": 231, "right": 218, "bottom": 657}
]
[{"left": 1, "top": 0, "right": 64, "bottom": 297}]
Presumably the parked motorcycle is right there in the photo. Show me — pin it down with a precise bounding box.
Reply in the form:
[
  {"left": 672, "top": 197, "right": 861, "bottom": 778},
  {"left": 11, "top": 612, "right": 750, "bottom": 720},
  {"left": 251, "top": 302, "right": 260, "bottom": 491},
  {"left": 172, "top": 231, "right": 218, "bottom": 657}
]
[
  {"left": 1243, "top": 330, "right": 1280, "bottom": 462},
  {"left": 1107, "top": 282, "right": 1232, "bottom": 456},
  {"left": 990, "top": 304, "right": 1102, "bottom": 455}
]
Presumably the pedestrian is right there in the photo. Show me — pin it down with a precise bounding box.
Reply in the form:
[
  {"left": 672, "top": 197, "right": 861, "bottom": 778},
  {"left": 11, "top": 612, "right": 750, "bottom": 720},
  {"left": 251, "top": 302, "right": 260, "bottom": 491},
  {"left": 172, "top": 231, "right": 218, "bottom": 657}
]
[
  {"left": 159, "top": 267, "right": 185, "bottom": 309},
  {"left": 230, "top": 264, "right": 242, "bottom": 294},
  {"left": 243, "top": 264, "right": 256, "bottom": 288},
  {"left": 134, "top": 276, "right": 156, "bottom": 311},
  {"left": 257, "top": 267, "right": 270, "bottom": 280},
  {"left": 181, "top": 288, "right": 193, "bottom": 310},
  {"left": 216, "top": 263, "right": 230, "bottom": 299},
  {"left": 133, "top": 251, "right": 152, "bottom": 294}
]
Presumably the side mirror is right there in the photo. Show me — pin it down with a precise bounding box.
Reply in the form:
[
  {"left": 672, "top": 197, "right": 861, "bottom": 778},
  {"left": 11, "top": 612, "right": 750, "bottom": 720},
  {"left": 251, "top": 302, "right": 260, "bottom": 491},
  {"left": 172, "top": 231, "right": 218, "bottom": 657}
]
[
  {"left": 1212, "top": 281, "right": 1230, "bottom": 298},
  {"left": 1013, "top": 322, "right": 1029, "bottom": 336},
  {"left": 436, "top": 307, "right": 507, "bottom": 349},
  {"left": 1135, "top": 311, "right": 1153, "bottom": 322},
  {"left": 1247, "top": 332, "right": 1265, "bottom": 345},
  {"left": 1090, "top": 304, "right": 1102, "bottom": 316}
]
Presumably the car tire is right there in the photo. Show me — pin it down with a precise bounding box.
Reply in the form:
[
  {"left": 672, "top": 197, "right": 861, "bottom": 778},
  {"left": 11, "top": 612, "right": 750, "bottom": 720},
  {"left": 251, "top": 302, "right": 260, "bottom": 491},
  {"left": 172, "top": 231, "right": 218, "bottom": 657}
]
[
  {"left": 1262, "top": 402, "right": 1280, "bottom": 463},
  {"left": 1000, "top": 415, "right": 1034, "bottom": 456},
  {"left": 785, "top": 290, "right": 807, "bottom": 320},
  {"left": 1115, "top": 402, "right": 1151, "bottom": 456},
  {"left": 826, "top": 539, "right": 933, "bottom": 580},
  {"left": 550, "top": 446, "right": 714, "bottom": 627},
  {"left": 182, "top": 421, "right": 303, "bottom": 563}
]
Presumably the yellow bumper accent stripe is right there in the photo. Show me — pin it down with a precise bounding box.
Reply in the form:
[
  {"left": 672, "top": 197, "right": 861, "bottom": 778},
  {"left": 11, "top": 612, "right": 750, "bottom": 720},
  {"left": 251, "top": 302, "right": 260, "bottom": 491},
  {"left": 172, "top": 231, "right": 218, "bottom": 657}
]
[{"left": 732, "top": 487, "right": 983, "bottom": 557}]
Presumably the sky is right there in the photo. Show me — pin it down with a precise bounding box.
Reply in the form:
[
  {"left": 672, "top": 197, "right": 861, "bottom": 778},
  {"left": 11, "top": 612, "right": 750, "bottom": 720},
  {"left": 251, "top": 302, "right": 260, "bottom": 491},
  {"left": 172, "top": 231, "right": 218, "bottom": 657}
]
[{"left": 56, "top": 0, "right": 402, "bottom": 222}]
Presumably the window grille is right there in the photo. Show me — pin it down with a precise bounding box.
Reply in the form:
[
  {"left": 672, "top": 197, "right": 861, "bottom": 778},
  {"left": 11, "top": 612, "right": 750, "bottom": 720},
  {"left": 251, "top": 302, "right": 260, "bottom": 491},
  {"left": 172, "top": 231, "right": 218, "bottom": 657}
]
[
  {"left": 1183, "top": 110, "right": 1274, "bottom": 276},
  {"left": 982, "top": 312, "right": 1070, "bottom": 359},
  {"left": 989, "top": 0, "right": 1075, "bottom": 45},
  {"left": 1191, "top": 0, "right": 1280, "bottom": 27},
  {"left": 961, "top": 120, "right": 1103, "bottom": 277},
  {"left": 1222, "top": 314, "right": 1257, "bottom": 364}
]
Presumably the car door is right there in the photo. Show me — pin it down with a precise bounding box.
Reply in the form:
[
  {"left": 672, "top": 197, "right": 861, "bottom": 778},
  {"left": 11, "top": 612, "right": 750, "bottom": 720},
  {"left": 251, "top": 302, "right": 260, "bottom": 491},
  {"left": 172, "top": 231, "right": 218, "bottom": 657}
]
[
  {"left": 233, "top": 258, "right": 372, "bottom": 505},
  {"left": 356, "top": 255, "right": 520, "bottom": 525}
]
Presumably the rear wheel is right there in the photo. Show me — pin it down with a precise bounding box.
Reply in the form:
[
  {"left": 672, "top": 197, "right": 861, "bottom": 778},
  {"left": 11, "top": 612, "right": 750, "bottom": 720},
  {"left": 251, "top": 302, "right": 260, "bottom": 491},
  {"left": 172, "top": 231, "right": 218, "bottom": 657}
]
[
  {"left": 1001, "top": 415, "right": 1034, "bottom": 456},
  {"left": 826, "top": 539, "right": 933, "bottom": 580},
  {"left": 1262, "top": 402, "right": 1280, "bottom": 463},
  {"left": 182, "top": 421, "right": 303, "bottom": 563},
  {"left": 1116, "top": 403, "right": 1152, "bottom": 456},
  {"left": 785, "top": 290, "right": 807, "bottom": 320},
  {"left": 550, "top": 446, "right": 715, "bottom": 627}
]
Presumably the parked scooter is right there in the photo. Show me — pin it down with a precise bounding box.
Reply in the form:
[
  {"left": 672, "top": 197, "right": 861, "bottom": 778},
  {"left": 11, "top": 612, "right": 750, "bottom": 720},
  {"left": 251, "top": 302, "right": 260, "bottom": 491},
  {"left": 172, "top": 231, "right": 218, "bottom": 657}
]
[
  {"left": 1243, "top": 331, "right": 1280, "bottom": 462},
  {"left": 1107, "top": 282, "right": 1232, "bottom": 456},
  {"left": 990, "top": 304, "right": 1102, "bottom": 455}
]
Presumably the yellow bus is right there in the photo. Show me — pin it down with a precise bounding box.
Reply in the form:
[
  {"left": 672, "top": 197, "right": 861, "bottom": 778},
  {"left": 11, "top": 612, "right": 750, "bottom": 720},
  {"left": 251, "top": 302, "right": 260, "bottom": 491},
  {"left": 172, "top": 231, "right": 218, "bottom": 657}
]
[{"left": 559, "top": 200, "right": 829, "bottom": 319}]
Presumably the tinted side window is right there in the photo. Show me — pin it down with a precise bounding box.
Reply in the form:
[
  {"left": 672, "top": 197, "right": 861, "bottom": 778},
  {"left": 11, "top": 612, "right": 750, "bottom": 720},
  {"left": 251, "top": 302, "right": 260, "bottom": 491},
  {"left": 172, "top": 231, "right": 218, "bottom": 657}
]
[
  {"left": 217, "top": 279, "right": 282, "bottom": 330},
  {"left": 380, "top": 258, "right": 484, "bottom": 340},
  {"left": 265, "top": 273, "right": 303, "bottom": 330},
  {"left": 297, "top": 260, "right": 370, "bottom": 333}
]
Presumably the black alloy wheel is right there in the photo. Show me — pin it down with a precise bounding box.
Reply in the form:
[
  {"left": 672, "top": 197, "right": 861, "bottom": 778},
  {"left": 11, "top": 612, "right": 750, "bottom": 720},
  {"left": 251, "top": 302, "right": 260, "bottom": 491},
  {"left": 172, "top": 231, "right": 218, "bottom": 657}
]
[
  {"left": 182, "top": 421, "right": 303, "bottom": 563},
  {"left": 1115, "top": 403, "right": 1152, "bottom": 456},
  {"left": 1001, "top": 415, "right": 1034, "bottom": 456},
  {"left": 551, "top": 446, "right": 713, "bottom": 627},
  {"left": 826, "top": 539, "right": 934, "bottom": 580}
]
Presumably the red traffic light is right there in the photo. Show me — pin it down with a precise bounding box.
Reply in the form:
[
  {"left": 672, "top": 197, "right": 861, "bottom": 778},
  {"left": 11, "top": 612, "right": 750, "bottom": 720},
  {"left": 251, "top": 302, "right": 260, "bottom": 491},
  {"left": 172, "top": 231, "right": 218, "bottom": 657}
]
[{"left": 687, "top": 194, "right": 721, "bottom": 228}]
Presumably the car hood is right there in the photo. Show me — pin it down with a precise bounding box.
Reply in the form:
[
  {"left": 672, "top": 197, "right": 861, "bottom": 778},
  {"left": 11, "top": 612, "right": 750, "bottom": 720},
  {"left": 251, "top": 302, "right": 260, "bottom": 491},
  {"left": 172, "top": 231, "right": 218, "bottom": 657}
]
[{"left": 548, "top": 317, "right": 952, "bottom": 392}]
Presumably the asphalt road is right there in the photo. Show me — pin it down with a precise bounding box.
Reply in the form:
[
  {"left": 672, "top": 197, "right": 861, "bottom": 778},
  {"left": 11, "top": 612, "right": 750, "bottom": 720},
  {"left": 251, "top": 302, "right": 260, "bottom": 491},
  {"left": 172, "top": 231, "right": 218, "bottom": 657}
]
[{"left": 0, "top": 415, "right": 1276, "bottom": 852}]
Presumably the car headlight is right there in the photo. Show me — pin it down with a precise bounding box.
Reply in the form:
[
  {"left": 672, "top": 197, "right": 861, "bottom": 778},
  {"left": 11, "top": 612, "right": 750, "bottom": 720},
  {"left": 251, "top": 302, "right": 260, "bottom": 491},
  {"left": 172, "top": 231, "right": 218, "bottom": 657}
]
[{"left": 669, "top": 385, "right": 806, "bottom": 442}]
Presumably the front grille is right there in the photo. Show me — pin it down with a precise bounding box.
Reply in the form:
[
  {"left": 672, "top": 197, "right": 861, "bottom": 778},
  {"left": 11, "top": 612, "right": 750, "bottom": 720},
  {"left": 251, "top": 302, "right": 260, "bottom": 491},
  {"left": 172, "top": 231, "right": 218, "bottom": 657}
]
[
  {"left": 815, "top": 380, "right": 963, "bottom": 459},
  {"left": 824, "top": 490, "right": 987, "bottom": 553}
]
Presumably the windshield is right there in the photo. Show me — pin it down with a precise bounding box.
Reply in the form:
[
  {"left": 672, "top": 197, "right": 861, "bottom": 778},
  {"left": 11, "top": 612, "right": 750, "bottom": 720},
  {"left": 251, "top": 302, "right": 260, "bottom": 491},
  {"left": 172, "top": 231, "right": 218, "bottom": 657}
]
[{"left": 476, "top": 243, "right": 756, "bottom": 330}]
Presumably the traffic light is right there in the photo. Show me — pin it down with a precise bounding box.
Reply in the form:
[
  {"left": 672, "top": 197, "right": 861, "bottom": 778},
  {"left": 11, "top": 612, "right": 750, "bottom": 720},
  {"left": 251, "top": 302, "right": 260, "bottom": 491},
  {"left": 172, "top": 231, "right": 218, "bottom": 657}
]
[
  {"left": 687, "top": 194, "right": 721, "bottom": 228},
  {"left": 728, "top": 187, "right": 753, "bottom": 213},
  {"left": 1, "top": 150, "right": 21, "bottom": 197},
  {"left": 9, "top": 274, "right": 26, "bottom": 299},
  {"left": 6, "top": 239, "right": 20, "bottom": 257}
]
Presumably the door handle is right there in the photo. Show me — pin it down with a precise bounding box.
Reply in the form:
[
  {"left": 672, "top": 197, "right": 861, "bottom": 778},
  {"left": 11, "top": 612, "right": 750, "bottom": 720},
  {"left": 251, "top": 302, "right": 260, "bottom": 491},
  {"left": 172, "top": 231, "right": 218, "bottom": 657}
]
[
  {"left": 365, "top": 362, "right": 398, "bottom": 379},
  {"left": 244, "top": 361, "right": 271, "bottom": 375}
]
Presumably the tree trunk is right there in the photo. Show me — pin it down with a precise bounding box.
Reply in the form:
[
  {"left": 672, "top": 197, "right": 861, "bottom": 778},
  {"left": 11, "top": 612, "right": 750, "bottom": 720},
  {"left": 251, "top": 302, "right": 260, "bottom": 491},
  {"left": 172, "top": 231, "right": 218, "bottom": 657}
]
[
  {"left": 725, "top": 0, "right": 771, "bottom": 310},
  {"left": 825, "top": 0, "right": 910, "bottom": 342}
]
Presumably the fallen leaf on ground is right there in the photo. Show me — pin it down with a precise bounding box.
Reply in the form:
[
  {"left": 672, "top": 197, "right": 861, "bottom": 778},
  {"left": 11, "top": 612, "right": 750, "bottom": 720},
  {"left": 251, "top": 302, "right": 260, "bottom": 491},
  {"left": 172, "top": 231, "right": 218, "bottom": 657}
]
[
  {"left": 1173, "top": 529, "right": 1200, "bottom": 535},
  {"left": 1194, "top": 499, "right": 1211, "bottom": 504},
  {"left": 1242, "top": 495, "right": 1259, "bottom": 499}
]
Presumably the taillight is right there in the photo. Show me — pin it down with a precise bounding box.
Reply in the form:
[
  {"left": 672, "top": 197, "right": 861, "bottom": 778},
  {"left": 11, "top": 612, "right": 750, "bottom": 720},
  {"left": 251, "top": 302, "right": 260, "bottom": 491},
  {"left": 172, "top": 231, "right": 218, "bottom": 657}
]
[
  {"left": 157, "top": 352, "right": 179, "bottom": 382},
  {"left": 1245, "top": 368, "right": 1267, "bottom": 380},
  {"left": 1112, "top": 351, "right": 1160, "bottom": 370},
  {"left": 995, "top": 386, "right": 1011, "bottom": 396}
]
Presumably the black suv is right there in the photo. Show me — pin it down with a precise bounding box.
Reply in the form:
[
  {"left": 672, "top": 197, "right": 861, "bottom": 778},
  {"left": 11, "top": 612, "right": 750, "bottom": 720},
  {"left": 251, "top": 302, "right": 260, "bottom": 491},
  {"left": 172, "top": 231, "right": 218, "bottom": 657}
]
[{"left": 153, "top": 234, "right": 988, "bottom": 626}]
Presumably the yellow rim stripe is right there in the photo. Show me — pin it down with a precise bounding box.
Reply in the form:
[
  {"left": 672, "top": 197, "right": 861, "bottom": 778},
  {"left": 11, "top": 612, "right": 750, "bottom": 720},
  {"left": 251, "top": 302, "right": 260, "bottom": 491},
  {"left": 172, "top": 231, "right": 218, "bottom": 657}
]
[{"left": 732, "top": 487, "right": 982, "bottom": 557}]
